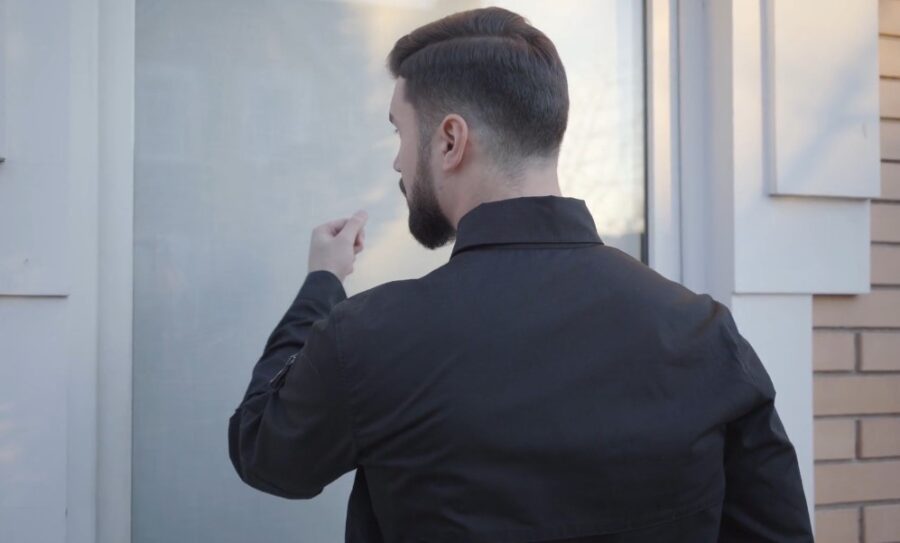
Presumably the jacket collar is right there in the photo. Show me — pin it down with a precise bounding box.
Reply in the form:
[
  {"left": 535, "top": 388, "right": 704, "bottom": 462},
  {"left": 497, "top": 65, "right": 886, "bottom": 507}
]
[{"left": 449, "top": 195, "right": 604, "bottom": 259}]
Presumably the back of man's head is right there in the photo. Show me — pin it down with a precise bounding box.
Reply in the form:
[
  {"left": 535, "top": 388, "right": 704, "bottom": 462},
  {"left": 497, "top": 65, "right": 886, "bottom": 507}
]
[{"left": 386, "top": 6, "right": 569, "bottom": 173}]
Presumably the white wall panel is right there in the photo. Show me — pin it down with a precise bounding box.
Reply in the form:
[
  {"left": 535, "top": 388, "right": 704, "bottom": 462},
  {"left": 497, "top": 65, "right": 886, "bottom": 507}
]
[
  {"left": 731, "top": 294, "right": 815, "bottom": 526},
  {"left": 0, "top": 298, "right": 68, "bottom": 543},
  {"left": 732, "top": 0, "right": 871, "bottom": 295},
  {"left": 734, "top": 196, "right": 871, "bottom": 294},
  {"left": 0, "top": 0, "right": 72, "bottom": 295},
  {"left": 768, "top": 0, "right": 880, "bottom": 198},
  {"left": 0, "top": 0, "right": 113, "bottom": 541}
]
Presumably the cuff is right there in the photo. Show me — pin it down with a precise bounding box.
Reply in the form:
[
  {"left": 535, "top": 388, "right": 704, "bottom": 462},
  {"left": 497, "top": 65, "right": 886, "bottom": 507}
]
[{"left": 298, "top": 269, "right": 348, "bottom": 307}]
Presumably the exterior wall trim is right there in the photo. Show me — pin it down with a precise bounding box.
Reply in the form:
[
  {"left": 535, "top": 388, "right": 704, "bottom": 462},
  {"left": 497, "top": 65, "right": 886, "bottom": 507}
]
[
  {"left": 647, "top": 0, "right": 683, "bottom": 283},
  {"left": 96, "top": 0, "right": 135, "bottom": 541}
]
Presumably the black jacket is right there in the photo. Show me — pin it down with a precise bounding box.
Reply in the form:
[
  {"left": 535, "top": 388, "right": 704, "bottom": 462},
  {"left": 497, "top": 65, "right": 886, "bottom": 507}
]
[{"left": 228, "top": 195, "right": 813, "bottom": 542}]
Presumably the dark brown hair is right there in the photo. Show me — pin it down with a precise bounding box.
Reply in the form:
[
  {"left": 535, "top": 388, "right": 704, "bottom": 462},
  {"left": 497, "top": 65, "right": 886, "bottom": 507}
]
[{"left": 386, "top": 6, "right": 569, "bottom": 171}]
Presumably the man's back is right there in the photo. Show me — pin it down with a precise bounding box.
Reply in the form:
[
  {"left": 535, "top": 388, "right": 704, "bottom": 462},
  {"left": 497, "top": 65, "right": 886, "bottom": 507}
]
[{"left": 330, "top": 196, "right": 812, "bottom": 542}]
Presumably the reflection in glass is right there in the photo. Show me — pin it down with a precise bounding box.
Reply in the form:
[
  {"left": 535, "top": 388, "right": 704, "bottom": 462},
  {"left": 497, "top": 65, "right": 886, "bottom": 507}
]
[{"left": 134, "top": 1, "right": 644, "bottom": 540}]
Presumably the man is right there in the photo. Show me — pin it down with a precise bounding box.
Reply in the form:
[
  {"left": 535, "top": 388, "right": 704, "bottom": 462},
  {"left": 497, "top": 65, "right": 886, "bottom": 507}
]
[{"left": 228, "top": 6, "right": 813, "bottom": 542}]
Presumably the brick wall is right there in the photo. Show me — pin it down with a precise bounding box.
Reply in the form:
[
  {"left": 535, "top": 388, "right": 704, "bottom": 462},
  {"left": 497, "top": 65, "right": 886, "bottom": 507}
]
[{"left": 811, "top": 2, "right": 900, "bottom": 541}]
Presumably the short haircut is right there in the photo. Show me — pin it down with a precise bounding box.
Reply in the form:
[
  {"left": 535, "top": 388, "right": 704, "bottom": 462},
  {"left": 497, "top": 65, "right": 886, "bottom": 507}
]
[{"left": 386, "top": 6, "right": 569, "bottom": 171}]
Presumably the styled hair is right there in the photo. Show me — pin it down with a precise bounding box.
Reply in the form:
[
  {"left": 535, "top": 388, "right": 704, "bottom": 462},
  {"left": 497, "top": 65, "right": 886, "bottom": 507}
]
[{"left": 386, "top": 6, "right": 569, "bottom": 171}]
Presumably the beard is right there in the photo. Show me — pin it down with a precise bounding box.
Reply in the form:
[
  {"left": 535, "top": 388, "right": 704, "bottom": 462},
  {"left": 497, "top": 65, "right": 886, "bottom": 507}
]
[{"left": 404, "top": 144, "right": 456, "bottom": 250}]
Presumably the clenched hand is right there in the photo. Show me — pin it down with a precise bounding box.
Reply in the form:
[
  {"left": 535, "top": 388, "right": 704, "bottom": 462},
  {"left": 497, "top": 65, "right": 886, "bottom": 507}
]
[{"left": 308, "top": 209, "right": 368, "bottom": 283}]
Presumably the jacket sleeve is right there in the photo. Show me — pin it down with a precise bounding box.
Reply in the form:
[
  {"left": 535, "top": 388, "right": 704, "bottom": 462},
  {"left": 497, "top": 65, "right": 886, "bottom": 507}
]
[
  {"left": 717, "top": 304, "right": 814, "bottom": 542},
  {"left": 228, "top": 269, "right": 359, "bottom": 499}
]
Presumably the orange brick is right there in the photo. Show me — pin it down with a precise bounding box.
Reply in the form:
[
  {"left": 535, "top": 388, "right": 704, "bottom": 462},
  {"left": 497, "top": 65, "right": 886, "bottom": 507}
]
[
  {"left": 872, "top": 244, "right": 900, "bottom": 285},
  {"left": 813, "top": 290, "right": 900, "bottom": 328},
  {"left": 883, "top": 161, "right": 900, "bottom": 200},
  {"left": 861, "top": 332, "right": 900, "bottom": 370},
  {"left": 883, "top": 37, "right": 900, "bottom": 78},
  {"left": 883, "top": 79, "right": 900, "bottom": 119},
  {"left": 872, "top": 202, "right": 900, "bottom": 242},
  {"left": 814, "top": 507, "right": 859, "bottom": 543},
  {"left": 860, "top": 418, "right": 900, "bottom": 458},
  {"left": 864, "top": 503, "right": 900, "bottom": 543},
  {"left": 813, "top": 330, "right": 856, "bottom": 371},
  {"left": 815, "top": 418, "right": 857, "bottom": 460},
  {"left": 815, "top": 460, "right": 900, "bottom": 504},
  {"left": 882, "top": 0, "right": 900, "bottom": 36},
  {"left": 814, "top": 375, "right": 900, "bottom": 415},
  {"left": 883, "top": 120, "right": 900, "bottom": 161}
]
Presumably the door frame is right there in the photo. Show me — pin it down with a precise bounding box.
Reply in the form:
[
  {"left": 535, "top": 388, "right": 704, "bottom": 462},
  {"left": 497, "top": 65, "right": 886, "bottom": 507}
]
[{"left": 645, "top": 0, "right": 683, "bottom": 283}]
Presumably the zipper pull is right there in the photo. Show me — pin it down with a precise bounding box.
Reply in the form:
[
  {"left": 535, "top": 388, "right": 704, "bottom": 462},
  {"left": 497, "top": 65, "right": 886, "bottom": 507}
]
[{"left": 269, "top": 352, "right": 299, "bottom": 388}]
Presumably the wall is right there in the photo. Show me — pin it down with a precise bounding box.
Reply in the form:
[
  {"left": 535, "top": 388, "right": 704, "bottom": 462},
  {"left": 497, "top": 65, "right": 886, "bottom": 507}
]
[
  {"left": 812, "top": 2, "right": 900, "bottom": 541},
  {"left": 0, "top": 0, "right": 135, "bottom": 542}
]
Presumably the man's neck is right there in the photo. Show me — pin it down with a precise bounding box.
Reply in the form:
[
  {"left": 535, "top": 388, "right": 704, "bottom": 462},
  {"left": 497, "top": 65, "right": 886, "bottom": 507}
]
[{"left": 452, "top": 163, "right": 563, "bottom": 228}]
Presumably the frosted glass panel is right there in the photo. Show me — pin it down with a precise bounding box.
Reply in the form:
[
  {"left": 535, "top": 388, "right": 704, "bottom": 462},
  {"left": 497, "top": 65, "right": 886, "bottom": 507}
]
[{"left": 133, "top": 1, "right": 644, "bottom": 541}]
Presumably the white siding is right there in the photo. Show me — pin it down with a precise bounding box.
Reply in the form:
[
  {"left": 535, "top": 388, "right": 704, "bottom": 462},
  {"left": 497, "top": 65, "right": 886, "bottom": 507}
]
[
  {"left": 0, "top": 0, "right": 134, "bottom": 542},
  {"left": 769, "top": 0, "right": 881, "bottom": 198}
]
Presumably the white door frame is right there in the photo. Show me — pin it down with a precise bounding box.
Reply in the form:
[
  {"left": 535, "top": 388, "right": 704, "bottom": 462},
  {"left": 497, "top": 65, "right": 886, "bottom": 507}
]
[
  {"left": 646, "top": 0, "right": 683, "bottom": 284},
  {"left": 96, "top": 0, "right": 135, "bottom": 542}
]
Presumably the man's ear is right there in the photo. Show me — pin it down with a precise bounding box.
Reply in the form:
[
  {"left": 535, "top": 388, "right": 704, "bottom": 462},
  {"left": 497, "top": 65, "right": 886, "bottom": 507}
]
[{"left": 438, "top": 114, "right": 468, "bottom": 171}]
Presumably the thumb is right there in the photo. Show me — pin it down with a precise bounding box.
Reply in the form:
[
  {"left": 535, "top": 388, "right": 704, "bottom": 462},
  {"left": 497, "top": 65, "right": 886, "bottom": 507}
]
[{"left": 337, "top": 210, "right": 368, "bottom": 242}]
